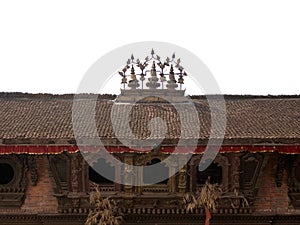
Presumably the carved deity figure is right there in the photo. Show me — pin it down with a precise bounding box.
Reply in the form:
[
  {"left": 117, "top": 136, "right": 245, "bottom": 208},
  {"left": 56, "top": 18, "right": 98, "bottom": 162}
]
[
  {"left": 178, "top": 168, "right": 187, "bottom": 192},
  {"left": 124, "top": 164, "right": 134, "bottom": 186}
]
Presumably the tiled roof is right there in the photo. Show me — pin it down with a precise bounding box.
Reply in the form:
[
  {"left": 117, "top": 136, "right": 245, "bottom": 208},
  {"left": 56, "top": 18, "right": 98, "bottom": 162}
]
[{"left": 0, "top": 93, "right": 299, "bottom": 145}]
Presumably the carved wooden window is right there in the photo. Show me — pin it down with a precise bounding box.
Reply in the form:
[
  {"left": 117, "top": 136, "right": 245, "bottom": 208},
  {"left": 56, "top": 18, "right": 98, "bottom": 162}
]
[
  {"left": 0, "top": 155, "right": 27, "bottom": 207},
  {"left": 288, "top": 155, "right": 300, "bottom": 208},
  {"left": 136, "top": 155, "right": 170, "bottom": 193},
  {"left": 143, "top": 158, "right": 169, "bottom": 185},
  {"left": 49, "top": 154, "right": 70, "bottom": 192},
  {"left": 189, "top": 154, "right": 229, "bottom": 192},
  {"left": 239, "top": 153, "right": 264, "bottom": 206},
  {"left": 49, "top": 153, "right": 93, "bottom": 212},
  {"left": 89, "top": 158, "right": 116, "bottom": 192},
  {"left": 196, "top": 162, "right": 222, "bottom": 186},
  {"left": 295, "top": 165, "right": 300, "bottom": 183}
]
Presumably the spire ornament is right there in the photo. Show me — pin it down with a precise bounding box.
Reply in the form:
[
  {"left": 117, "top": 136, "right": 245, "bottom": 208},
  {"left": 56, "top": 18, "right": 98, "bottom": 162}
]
[
  {"left": 166, "top": 64, "right": 178, "bottom": 90},
  {"left": 146, "top": 61, "right": 160, "bottom": 89},
  {"left": 128, "top": 65, "right": 139, "bottom": 89},
  {"left": 117, "top": 49, "right": 188, "bottom": 101}
]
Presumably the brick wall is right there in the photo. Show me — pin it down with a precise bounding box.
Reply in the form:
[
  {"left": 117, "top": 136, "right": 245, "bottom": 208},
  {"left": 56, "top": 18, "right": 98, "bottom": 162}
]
[
  {"left": 254, "top": 154, "right": 290, "bottom": 213},
  {"left": 21, "top": 155, "right": 58, "bottom": 213}
]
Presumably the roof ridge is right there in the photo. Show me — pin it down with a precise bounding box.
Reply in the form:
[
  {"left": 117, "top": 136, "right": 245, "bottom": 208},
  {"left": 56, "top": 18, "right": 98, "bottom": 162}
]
[
  {"left": 0, "top": 92, "right": 117, "bottom": 100},
  {"left": 0, "top": 92, "right": 299, "bottom": 100},
  {"left": 190, "top": 94, "right": 300, "bottom": 100}
]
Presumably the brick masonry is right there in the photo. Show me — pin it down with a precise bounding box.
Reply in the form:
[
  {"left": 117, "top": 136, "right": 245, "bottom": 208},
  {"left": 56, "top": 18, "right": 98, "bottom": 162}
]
[
  {"left": 254, "top": 154, "right": 292, "bottom": 214},
  {"left": 21, "top": 155, "right": 58, "bottom": 213}
]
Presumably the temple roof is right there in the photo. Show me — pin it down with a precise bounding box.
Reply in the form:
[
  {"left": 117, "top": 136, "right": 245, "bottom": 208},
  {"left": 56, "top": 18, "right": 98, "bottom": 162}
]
[{"left": 0, "top": 92, "right": 299, "bottom": 146}]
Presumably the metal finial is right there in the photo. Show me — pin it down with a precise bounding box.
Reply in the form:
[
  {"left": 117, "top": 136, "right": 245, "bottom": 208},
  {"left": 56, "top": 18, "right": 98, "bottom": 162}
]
[
  {"left": 169, "top": 64, "right": 176, "bottom": 82},
  {"left": 119, "top": 71, "right": 127, "bottom": 85},
  {"left": 151, "top": 49, "right": 155, "bottom": 56},
  {"left": 166, "top": 57, "right": 170, "bottom": 64},
  {"left": 178, "top": 75, "right": 184, "bottom": 84},
  {"left": 170, "top": 64, "right": 174, "bottom": 73},
  {"left": 172, "top": 53, "right": 175, "bottom": 59},
  {"left": 166, "top": 64, "right": 178, "bottom": 90},
  {"left": 151, "top": 61, "right": 157, "bottom": 77},
  {"left": 130, "top": 65, "right": 136, "bottom": 80},
  {"left": 121, "top": 76, "right": 127, "bottom": 84},
  {"left": 131, "top": 54, "right": 134, "bottom": 61}
]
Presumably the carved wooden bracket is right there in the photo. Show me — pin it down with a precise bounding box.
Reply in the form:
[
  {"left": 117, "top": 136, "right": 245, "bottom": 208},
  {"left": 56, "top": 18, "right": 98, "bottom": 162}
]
[
  {"left": 28, "top": 155, "right": 38, "bottom": 186},
  {"left": 287, "top": 155, "right": 300, "bottom": 208},
  {"left": 275, "top": 154, "right": 286, "bottom": 187}
]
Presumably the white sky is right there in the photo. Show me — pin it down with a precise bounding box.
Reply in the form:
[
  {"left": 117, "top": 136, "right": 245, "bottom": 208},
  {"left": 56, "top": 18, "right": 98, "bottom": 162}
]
[{"left": 0, "top": 0, "right": 300, "bottom": 95}]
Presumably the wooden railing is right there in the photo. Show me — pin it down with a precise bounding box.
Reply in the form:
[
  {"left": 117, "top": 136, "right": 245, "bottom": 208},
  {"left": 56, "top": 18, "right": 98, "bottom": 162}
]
[{"left": 142, "top": 184, "right": 169, "bottom": 193}]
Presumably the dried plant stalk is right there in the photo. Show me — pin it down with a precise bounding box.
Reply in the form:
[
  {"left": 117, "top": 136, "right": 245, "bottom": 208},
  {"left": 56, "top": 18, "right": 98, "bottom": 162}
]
[
  {"left": 85, "top": 183, "right": 123, "bottom": 225},
  {"left": 184, "top": 179, "right": 222, "bottom": 212}
]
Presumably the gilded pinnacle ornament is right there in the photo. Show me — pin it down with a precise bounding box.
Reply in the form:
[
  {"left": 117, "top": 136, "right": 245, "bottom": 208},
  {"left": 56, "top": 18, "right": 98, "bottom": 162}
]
[
  {"left": 147, "top": 61, "right": 160, "bottom": 89},
  {"left": 128, "top": 65, "right": 140, "bottom": 89},
  {"left": 166, "top": 64, "right": 178, "bottom": 90},
  {"left": 130, "top": 65, "right": 136, "bottom": 80}
]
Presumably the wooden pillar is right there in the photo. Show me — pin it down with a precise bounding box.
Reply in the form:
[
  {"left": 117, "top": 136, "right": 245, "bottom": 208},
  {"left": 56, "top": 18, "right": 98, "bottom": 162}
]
[
  {"left": 123, "top": 154, "right": 134, "bottom": 195},
  {"left": 115, "top": 157, "right": 122, "bottom": 192},
  {"left": 178, "top": 165, "right": 187, "bottom": 193},
  {"left": 165, "top": 155, "right": 178, "bottom": 193},
  {"left": 189, "top": 155, "right": 197, "bottom": 193},
  {"left": 136, "top": 166, "right": 143, "bottom": 194},
  {"left": 229, "top": 153, "right": 241, "bottom": 192},
  {"left": 178, "top": 156, "right": 188, "bottom": 193},
  {"left": 169, "top": 165, "right": 176, "bottom": 193}
]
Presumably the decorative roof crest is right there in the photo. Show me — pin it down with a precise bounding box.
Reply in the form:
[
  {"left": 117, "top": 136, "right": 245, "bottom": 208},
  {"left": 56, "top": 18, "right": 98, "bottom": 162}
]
[{"left": 118, "top": 49, "right": 188, "bottom": 91}]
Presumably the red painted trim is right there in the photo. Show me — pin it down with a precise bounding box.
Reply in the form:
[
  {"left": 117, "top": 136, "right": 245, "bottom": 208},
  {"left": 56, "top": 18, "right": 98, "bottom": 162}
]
[
  {"left": 160, "top": 145, "right": 300, "bottom": 154},
  {"left": 0, "top": 145, "right": 299, "bottom": 154},
  {"left": 0, "top": 145, "right": 78, "bottom": 154}
]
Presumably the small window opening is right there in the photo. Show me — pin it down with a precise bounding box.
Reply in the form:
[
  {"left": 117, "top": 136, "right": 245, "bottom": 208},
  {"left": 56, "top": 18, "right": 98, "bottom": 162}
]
[
  {"left": 197, "top": 162, "right": 222, "bottom": 185},
  {"left": 0, "top": 163, "right": 14, "bottom": 185},
  {"left": 89, "top": 159, "right": 115, "bottom": 185},
  {"left": 143, "top": 158, "right": 169, "bottom": 184}
]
